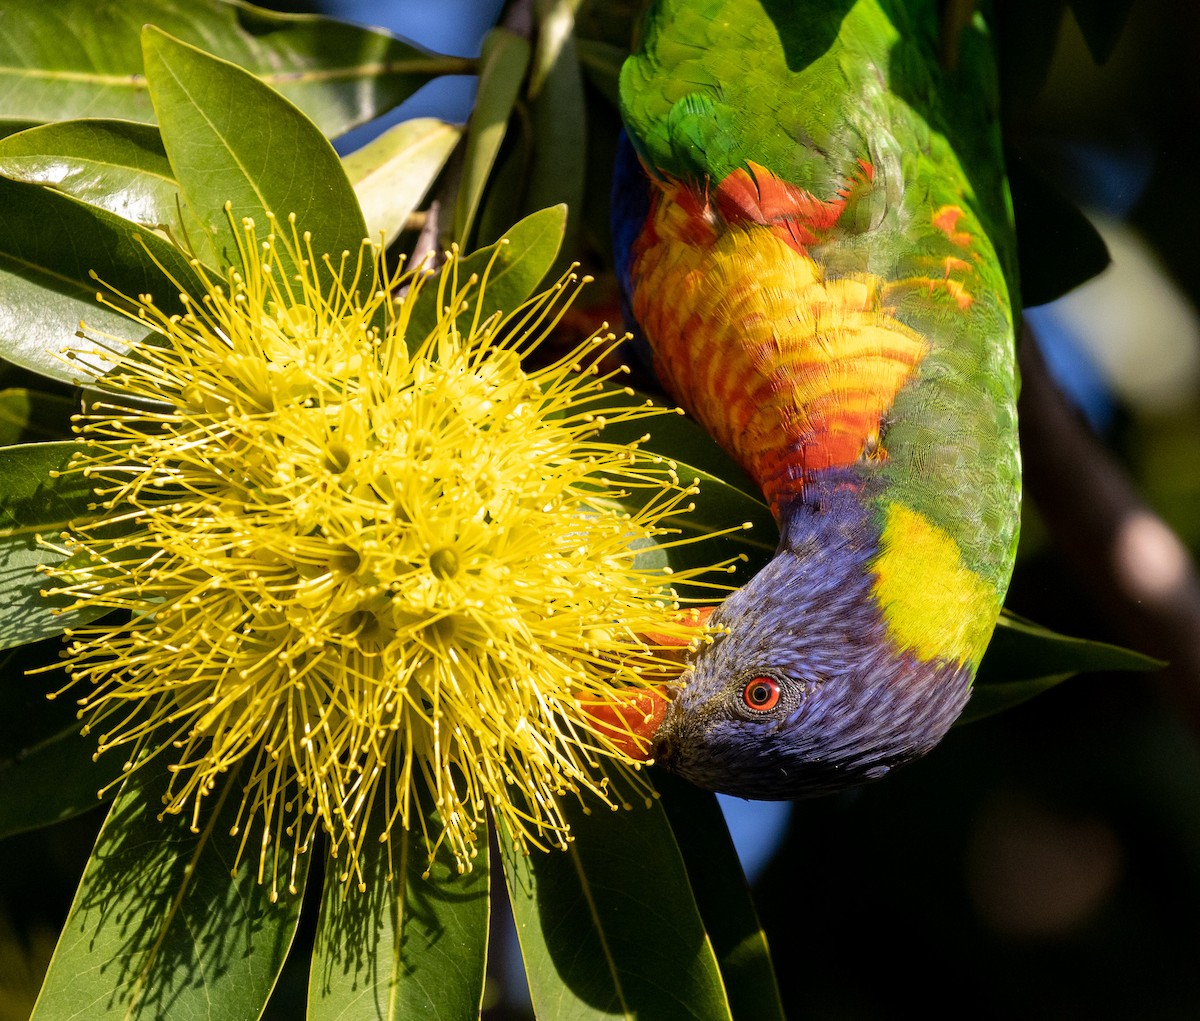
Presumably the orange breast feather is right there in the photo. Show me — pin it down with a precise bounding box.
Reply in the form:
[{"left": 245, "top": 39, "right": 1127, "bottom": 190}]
[{"left": 631, "top": 183, "right": 928, "bottom": 515}]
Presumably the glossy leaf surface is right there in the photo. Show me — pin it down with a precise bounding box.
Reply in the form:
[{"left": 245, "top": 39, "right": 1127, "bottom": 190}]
[
  {"left": 309, "top": 805, "right": 489, "bottom": 1020},
  {"left": 654, "top": 773, "right": 785, "bottom": 1021},
  {"left": 0, "top": 441, "right": 105, "bottom": 650},
  {"left": 453, "top": 28, "right": 531, "bottom": 247},
  {"left": 406, "top": 205, "right": 568, "bottom": 348},
  {"left": 30, "top": 762, "right": 309, "bottom": 1020},
  {"left": 0, "top": 0, "right": 468, "bottom": 138},
  {"left": 0, "top": 643, "right": 123, "bottom": 840},
  {"left": 29, "top": 763, "right": 309, "bottom": 1017},
  {"left": 964, "top": 612, "right": 1163, "bottom": 722},
  {"left": 144, "top": 27, "right": 368, "bottom": 277},
  {"left": 343, "top": 117, "right": 463, "bottom": 247},
  {"left": 0, "top": 118, "right": 218, "bottom": 265},
  {"left": 0, "top": 176, "right": 203, "bottom": 384},
  {"left": 500, "top": 793, "right": 733, "bottom": 1021},
  {"left": 525, "top": 0, "right": 588, "bottom": 270}
]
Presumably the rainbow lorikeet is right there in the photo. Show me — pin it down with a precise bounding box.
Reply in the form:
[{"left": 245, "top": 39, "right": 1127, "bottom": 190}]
[{"left": 611, "top": 0, "right": 1021, "bottom": 797}]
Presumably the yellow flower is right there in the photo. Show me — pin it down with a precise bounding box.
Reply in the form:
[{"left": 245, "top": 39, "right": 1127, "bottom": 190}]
[{"left": 40, "top": 214, "right": 723, "bottom": 893}]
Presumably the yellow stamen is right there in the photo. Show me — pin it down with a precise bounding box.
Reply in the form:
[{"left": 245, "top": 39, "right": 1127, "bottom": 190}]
[{"left": 41, "top": 212, "right": 728, "bottom": 890}]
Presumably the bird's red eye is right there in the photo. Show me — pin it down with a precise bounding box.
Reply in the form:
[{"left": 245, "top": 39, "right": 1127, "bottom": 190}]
[{"left": 742, "top": 676, "right": 780, "bottom": 712}]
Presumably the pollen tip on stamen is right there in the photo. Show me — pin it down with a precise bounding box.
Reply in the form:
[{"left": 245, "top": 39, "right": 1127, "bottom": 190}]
[{"left": 43, "top": 235, "right": 722, "bottom": 883}]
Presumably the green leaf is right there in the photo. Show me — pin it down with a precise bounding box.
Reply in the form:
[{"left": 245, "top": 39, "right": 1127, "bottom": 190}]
[
  {"left": 654, "top": 774, "right": 785, "bottom": 1021},
  {"left": 308, "top": 803, "right": 489, "bottom": 1020},
  {"left": 578, "top": 86, "right": 624, "bottom": 266},
  {"left": 600, "top": 400, "right": 761, "bottom": 499},
  {"left": 0, "top": 175, "right": 204, "bottom": 385},
  {"left": 961, "top": 673, "right": 1077, "bottom": 723},
  {"left": 525, "top": 0, "right": 588, "bottom": 271},
  {"left": 594, "top": 398, "right": 778, "bottom": 587},
  {"left": 985, "top": 611, "right": 1164, "bottom": 678},
  {"left": 343, "top": 117, "right": 463, "bottom": 248},
  {"left": 1067, "top": 0, "right": 1135, "bottom": 64},
  {"left": 30, "top": 761, "right": 309, "bottom": 1020},
  {"left": 576, "top": 39, "right": 626, "bottom": 108},
  {"left": 0, "top": 643, "right": 123, "bottom": 840},
  {"left": 143, "top": 26, "right": 369, "bottom": 278},
  {"left": 0, "top": 0, "right": 470, "bottom": 139},
  {"left": 0, "top": 388, "right": 75, "bottom": 444},
  {"left": 0, "top": 717, "right": 121, "bottom": 840},
  {"left": 499, "top": 793, "right": 733, "bottom": 1021},
  {"left": 453, "top": 28, "right": 531, "bottom": 248},
  {"left": 474, "top": 128, "right": 534, "bottom": 249},
  {"left": 406, "top": 205, "right": 567, "bottom": 348},
  {"left": 1008, "top": 151, "right": 1111, "bottom": 307},
  {"left": 0, "top": 119, "right": 174, "bottom": 215},
  {"left": 962, "top": 611, "right": 1163, "bottom": 723},
  {"left": 0, "top": 120, "right": 40, "bottom": 140},
  {"left": 0, "top": 441, "right": 109, "bottom": 651},
  {"left": 594, "top": 452, "right": 776, "bottom": 592},
  {"left": 995, "top": 0, "right": 1067, "bottom": 111},
  {"left": 0, "top": 119, "right": 218, "bottom": 265}
]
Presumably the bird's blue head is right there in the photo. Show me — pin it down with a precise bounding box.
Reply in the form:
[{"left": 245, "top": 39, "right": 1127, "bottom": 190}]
[{"left": 650, "top": 483, "right": 972, "bottom": 799}]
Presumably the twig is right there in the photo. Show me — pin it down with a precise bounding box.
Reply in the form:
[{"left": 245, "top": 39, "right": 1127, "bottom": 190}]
[
  {"left": 408, "top": 200, "right": 443, "bottom": 272},
  {"left": 502, "top": 0, "right": 534, "bottom": 38},
  {"left": 1019, "top": 324, "right": 1200, "bottom": 728}
]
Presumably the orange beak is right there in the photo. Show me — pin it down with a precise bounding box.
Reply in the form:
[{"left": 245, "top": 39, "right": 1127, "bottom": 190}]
[
  {"left": 580, "top": 606, "right": 715, "bottom": 761},
  {"left": 582, "top": 687, "right": 673, "bottom": 761}
]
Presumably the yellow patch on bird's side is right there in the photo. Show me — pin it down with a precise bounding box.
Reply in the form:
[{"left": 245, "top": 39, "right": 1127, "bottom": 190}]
[{"left": 871, "top": 502, "right": 1001, "bottom": 667}]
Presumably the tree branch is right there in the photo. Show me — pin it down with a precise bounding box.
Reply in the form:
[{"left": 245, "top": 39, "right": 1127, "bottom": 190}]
[{"left": 1019, "top": 325, "right": 1200, "bottom": 728}]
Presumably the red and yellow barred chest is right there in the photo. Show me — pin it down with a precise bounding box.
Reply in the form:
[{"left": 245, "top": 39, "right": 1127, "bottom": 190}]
[{"left": 630, "top": 178, "right": 928, "bottom": 517}]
